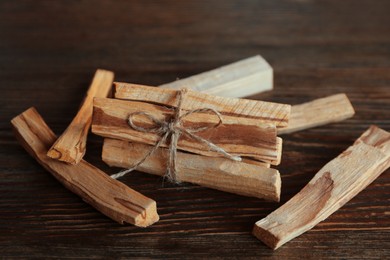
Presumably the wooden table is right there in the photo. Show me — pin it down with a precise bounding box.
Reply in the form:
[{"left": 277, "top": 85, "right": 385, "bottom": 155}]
[{"left": 1, "top": 1, "right": 389, "bottom": 258}]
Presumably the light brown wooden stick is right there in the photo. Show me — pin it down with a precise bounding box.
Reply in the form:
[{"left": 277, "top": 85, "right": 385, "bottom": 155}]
[
  {"left": 92, "top": 97, "right": 282, "bottom": 165},
  {"left": 47, "top": 69, "right": 114, "bottom": 164},
  {"left": 114, "top": 82, "right": 291, "bottom": 128},
  {"left": 278, "top": 94, "right": 355, "bottom": 135},
  {"left": 159, "top": 55, "right": 273, "bottom": 98},
  {"left": 102, "top": 138, "right": 281, "bottom": 201},
  {"left": 242, "top": 159, "right": 271, "bottom": 168},
  {"left": 253, "top": 126, "right": 390, "bottom": 249},
  {"left": 12, "top": 107, "right": 159, "bottom": 227}
]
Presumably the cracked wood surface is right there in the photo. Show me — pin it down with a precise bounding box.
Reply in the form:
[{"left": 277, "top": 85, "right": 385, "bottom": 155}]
[
  {"left": 253, "top": 126, "right": 390, "bottom": 249},
  {"left": 1, "top": 0, "right": 389, "bottom": 258},
  {"left": 114, "top": 82, "right": 290, "bottom": 128},
  {"left": 11, "top": 107, "right": 159, "bottom": 227},
  {"left": 92, "top": 97, "right": 281, "bottom": 164},
  {"left": 102, "top": 138, "right": 281, "bottom": 201}
]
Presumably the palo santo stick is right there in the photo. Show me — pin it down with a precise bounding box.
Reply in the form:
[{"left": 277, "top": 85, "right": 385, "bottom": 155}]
[
  {"left": 12, "top": 107, "right": 159, "bottom": 227},
  {"left": 114, "top": 83, "right": 290, "bottom": 128},
  {"left": 102, "top": 138, "right": 281, "bottom": 201},
  {"left": 278, "top": 94, "right": 355, "bottom": 135},
  {"left": 253, "top": 126, "right": 390, "bottom": 249},
  {"left": 159, "top": 55, "right": 273, "bottom": 98},
  {"left": 242, "top": 159, "right": 271, "bottom": 168},
  {"left": 92, "top": 97, "right": 282, "bottom": 165},
  {"left": 47, "top": 69, "right": 114, "bottom": 164}
]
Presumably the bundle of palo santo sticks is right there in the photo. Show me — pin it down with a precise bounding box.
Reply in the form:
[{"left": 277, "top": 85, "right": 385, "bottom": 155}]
[
  {"left": 94, "top": 83, "right": 289, "bottom": 202},
  {"left": 11, "top": 55, "right": 390, "bottom": 249}
]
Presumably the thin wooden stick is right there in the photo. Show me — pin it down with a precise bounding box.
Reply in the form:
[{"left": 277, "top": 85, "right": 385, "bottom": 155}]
[
  {"left": 102, "top": 138, "right": 281, "bottom": 201},
  {"left": 114, "top": 82, "right": 291, "bottom": 128},
  {"left": 47, "top": 69, "right": 114, "bottom": 164},
  {"left": 159, "top": 55, "right": 273, "bottom": 98},
  {"left": 278, "top": 94, "right": 355, "bottom": 135},
  {"left": 253, "top": 126, "right": 390, "bottom": 249},
  {"left": 12, "top": 107, "right": 159, "bottom": 227},
  {"left": 92, "top": 97, "right": 282, "bottom": 165}
]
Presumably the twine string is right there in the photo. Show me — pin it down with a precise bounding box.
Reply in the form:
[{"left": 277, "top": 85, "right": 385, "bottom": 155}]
[{"left": 111, "top": 89, "right": 241, "bottom": 181}]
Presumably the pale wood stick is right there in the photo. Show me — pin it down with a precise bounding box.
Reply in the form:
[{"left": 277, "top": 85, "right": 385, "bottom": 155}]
[
  {"left": 278, "top": 94, "right": 355, "bottom": 135},
  {"left": 253, "top": 126, "right": 390, "bottom": 249},
  {"left": 102, "top": 138, "right": 281, "bottom": 201},
  {"left": 159, "top": 55, "right": 273, "bottom": 98},
  {"left": 12, "top": 107, "right": 159, "bottom": 227},
  {"left": 92, "top": 97, "right": 282, "bottom": 165},
  {"left": 114, "top": 83, "right": 291, "bottom": 128},
  {"left": 47, "top": 69, "right": 114, "bottom": 164}
]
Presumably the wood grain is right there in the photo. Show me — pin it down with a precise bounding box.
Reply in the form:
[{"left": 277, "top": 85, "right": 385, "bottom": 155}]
[
  {"left": 11, "top": 107, "right": 159, "bottom": 227},
  {"left": 253, "top": 126, "right": 390, "bottom": 249},
  {"left": 1, "top": 0, "right": 389, "bottom": 258},
  {"left": 47, "top": 69, "right": 114, "bottom": 164},
  {"left": 92, "top": 97, "right": 282, "bottom": 164},
  {"left": 114, "top": 82, "right": 291, "bottom": 128},
  {"left": 159, "top": 55, "right": 273, "bottom": 98},
  {"left": 278, "top": 94, "right": 355, "bottom": 135},
  {"left": 102, "top": 138, "right": 281, "bottom": 201}
]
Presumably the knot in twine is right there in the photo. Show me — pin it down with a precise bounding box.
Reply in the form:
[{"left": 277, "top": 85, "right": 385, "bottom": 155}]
[{"left": 111, "top": 89, "right": 242, "bottom": 182}]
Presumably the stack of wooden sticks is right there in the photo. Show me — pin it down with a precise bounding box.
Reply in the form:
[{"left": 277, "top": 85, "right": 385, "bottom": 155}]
[
  {"left": 93, "top": 83, "right": 291, "bottom": 202},
  {"left": 12, "top": 56, "right": 389, "bottom": 250}
]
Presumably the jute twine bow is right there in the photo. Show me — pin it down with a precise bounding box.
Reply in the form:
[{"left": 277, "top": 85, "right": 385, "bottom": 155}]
[{"left": 110, "top": 89, "right": 242, "bottom": 182}]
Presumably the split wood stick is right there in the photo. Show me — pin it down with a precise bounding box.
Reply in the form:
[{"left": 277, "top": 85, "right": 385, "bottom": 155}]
[
  {"left": 253, "top": 126, "right": 390, "bottom": 249},
  {"left": 47, "top": 69, "right": 114, "bottom": 164},
  {"left": 114, "top": 83, "right": 291, "bottom": 128},
  {"left": 242, "top": 159, "right": 271, "bottom": 168},
  {"left": 159, "top": 55, "right": 273, "bottom": 98},
  {"left": 12, "top": 107, "right": 159, "bottom": 227},
  {"left": 102, "top": 138, "right": 281, "bottom": 201},
  {"left": 92, "top": 97, "right": 282, "bottom": 165},
  {"left": 278, "top": 94, "right": 355, "bottom": 135}
]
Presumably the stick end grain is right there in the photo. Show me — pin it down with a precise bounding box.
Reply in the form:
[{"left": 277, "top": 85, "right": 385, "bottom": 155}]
[
  {"left": 12, "top": 107, "right": 160, "bottom": 228},
  {"left": 93, "top": 69, "right": 115, "bottom": 97},
  {"left": 274, "top": 170, "right": 282, "bottom": 203},
  {"left": 46, "top": 147, "right": 83, "bottom": 165},
  {"left": 114, "top": 196, "right": 159, "bottom": 227},
  {"left": 134, "top": 200, "right": 160, "bottom": 227},
  {"left": 252, "top": 222, "right": 280, "bottom": 250}
]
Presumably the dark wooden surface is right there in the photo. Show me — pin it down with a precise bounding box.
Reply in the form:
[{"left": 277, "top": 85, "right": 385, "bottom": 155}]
[{"left": 1, "top": 0, "right": 389, "bottom": 258}]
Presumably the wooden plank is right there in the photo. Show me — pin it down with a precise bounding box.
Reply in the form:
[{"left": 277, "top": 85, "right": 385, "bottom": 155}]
[
  {"left": 159, "top": 55, "right": 273, "bottom": 98},
  {"left": 278, "top": 94, "right": 355, "bottom": 135},
  {"left": 114, "top": 82, "right": 291, "bottom": 128},
  {"left": 102, "top": 138, "right": 281, "bottom": 201},
  {"left": 11, "top": 107, "right": 159, "bottom": 227},
  {"left": 47, "top": 69, "right": 114, "bottom": 164},
  {"left": 92, "top": 97, "right": 282, "bottom": 165},
  {"left": 253, "top": 126, "right": 390, "bottom": 249}
]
